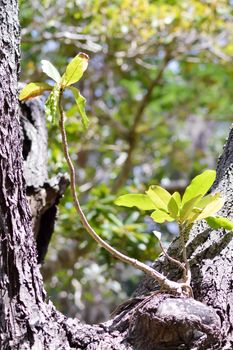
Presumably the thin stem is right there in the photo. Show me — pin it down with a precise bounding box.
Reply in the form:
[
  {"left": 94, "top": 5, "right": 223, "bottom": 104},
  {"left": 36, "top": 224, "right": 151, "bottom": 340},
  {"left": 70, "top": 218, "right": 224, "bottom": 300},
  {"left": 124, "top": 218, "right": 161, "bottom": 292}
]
[
  {"left": 58, "top": 92, "right": 190, "bottom": 295},
  {"left": 158, "top": 239, "right": 185, "bottom": 272},
  {"left": 179, "top": 224, "right": 192, "bottom": 286}
]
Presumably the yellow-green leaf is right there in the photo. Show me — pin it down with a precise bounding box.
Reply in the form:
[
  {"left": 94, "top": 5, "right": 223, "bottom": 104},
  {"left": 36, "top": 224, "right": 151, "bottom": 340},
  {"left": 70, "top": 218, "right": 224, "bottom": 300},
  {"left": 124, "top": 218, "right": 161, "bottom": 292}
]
[
  {"left": 194, "top": 197, "right": 224, "bottom": 221},
  {"left": 45, "top": 83, "right": 61, "bottom": 122},
  {"left": 180, "top": 195, "right": 202, "bottom": 222},
  {"left": 19, "top": 82, "right": 52, "bottom": 101},
  {"left": 151, "top": 210, "right": 174, "bottom": 223},
  {"left": 146, "top": 185, "right": 171, "bottom": 211},
  {"left": 173, "top": 191, "right": 181, "bottom": 208},
  {"left": 61, "top": 52, "right": 89, "bottom": 87},
  {"left": 206, "top": 216, "right": 233, "bottom": 230},
  {"left": 195, "top": 193, "right": 221, "bottom": 209},
  {"left": 168, "top": 193, "right": 180, "bottom": 218},
  {"left": 182, "top": 170, "right": 216, "bottom": 206},
  {"left": 41, "top": 60, "right": 61, "bottom": 83},
  {"left": 188, "top": 193, "right": 221, "bottom": 222},
  {"left": 69, "top": 86, "right": 89, "bottom": 129},
  {"left": 115, "top": 194, "right": 156, "bottom": 210},
  {"left": 187, "top": 208, "right": 203, "bottom": 223}
]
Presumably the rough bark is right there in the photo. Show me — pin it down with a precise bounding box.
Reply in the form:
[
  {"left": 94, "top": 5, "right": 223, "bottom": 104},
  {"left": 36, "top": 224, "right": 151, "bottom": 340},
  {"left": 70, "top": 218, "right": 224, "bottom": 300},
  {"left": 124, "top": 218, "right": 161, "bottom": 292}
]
[
  {"left": 0, "top": 2, "right": 69, "bottom": 349},
  {"left": 0, "top": 1, "right": 233, "bottom": 349},
  {"left": 20, "top": 97, "right": 69, "bottom": 263}
]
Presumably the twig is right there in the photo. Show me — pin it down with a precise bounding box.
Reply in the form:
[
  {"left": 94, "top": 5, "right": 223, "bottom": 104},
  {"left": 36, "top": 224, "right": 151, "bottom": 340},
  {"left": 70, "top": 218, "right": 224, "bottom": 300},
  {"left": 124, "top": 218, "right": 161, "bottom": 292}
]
[
  {"left": 158, "top": 237, "right": 193, "bottom": 297},
  {"left": 57, "top": 91, "right": 192, "bottom": 296},
  {"left": 179, "top": 224, "right": 192, "bottom": 286},
  {"left": 158, "top": 239, "right": 185, "bottom": 272}
]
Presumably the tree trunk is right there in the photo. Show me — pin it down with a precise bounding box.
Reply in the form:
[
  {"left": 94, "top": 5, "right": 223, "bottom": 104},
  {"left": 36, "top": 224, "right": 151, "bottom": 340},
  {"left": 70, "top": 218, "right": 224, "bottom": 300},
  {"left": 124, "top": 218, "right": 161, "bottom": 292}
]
[
  {"left": 0, "top": 1, "right": 232, "bottom": 349},
  {"left": 20, "top": 96, "right": 69, "bottom": 263}
]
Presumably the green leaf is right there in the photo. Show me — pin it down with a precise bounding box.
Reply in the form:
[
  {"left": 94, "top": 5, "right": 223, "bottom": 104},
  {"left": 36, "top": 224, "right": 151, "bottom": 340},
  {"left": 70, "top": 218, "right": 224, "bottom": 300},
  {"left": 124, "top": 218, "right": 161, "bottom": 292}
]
[
  {"left": 188, "top": 193, "right": 222, "bottom": 222},
  {"left": 182, "top": 170, "right": 216, "bottom": 206},
  {"left": 61, "top": 52, "right": 89, "bottom": 87},
  {"left": 115, "top": 194, "right": 156, "bottom": 210},
  {"left": 195, "top": 193, "right": 221, "bottom": 209},
  {"left": 69, "top": 86, "right": 89, "bottom": 129},
  {"left": 180, "top": 195, "right": 202, "bottom": 222},
  {"left": 151, "top": 210, "right": 174, "bottom": 223},
  {"left": 146, "top": 186, "right": 171, "bottom": 211},
  {"left": 168, "top": 192, "right": 180, "bottom": 218},
  {"left": 45, "top": 83, "right": 61, "bottom": 122},
  {"left": 194, "top": 197, "right": 224, "bottom": 221},
  {"left": 187, "top": 209, "right": 203, "bottom": 223},
  {"left": 41, "top": 60, "right": 61, "bottom": 83},
  {"left": 206, "top": 216, "right": 233, "bottom": 230},
  {"left": 173, "top": 191, "right": 181, "bottom": 207},
  {"left": 19, "top": 82, "right": 52, "bottom": 101}
]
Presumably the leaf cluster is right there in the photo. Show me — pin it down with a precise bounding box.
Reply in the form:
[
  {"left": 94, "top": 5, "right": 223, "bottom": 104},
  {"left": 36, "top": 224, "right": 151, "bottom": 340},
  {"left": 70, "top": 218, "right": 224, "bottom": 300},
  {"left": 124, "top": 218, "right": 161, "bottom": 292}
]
[
  {"left": 115, "top": 170, "right": 233, "bottom": 233},
  {"left": 19, "top": 53, "right": 89, "bottom": 128}
]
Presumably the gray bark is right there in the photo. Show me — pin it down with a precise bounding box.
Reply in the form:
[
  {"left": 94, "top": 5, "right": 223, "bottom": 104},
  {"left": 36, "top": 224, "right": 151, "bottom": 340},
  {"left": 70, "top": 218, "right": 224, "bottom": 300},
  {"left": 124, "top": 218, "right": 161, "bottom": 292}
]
[
  {"left": 20, "top": 97, "right": 69, "bottom": 263},
  {"left": 0, "top": 1, "right": 232, "bottom": 349}
]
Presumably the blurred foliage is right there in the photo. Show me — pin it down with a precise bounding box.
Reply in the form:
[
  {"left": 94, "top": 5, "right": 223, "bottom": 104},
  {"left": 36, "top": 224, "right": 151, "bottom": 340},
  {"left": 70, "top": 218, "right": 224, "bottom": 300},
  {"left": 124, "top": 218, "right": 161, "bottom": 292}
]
[{"left": 19, "top": 0, "right": 233, "bottom": 323}]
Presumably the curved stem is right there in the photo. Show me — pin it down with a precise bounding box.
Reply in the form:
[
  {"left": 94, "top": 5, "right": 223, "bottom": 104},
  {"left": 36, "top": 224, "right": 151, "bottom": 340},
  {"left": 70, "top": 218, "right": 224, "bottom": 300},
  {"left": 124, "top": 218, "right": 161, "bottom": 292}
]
[
  {"left": 58, "top": 92, "right": 192, "bottom": 296},
  {"left": 179, "top": 224, "right": 192, "bottom": 286},
  {"left": 158, "top": 239, "right": 185, "bottom": 272}
]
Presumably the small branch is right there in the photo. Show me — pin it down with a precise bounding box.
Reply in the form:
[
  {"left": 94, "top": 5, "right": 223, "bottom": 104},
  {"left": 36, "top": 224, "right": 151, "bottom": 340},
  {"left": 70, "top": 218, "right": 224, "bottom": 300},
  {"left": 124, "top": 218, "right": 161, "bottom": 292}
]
[
  {"left": 158, "top": 239, "right": 185, "bottom": 272},
  {"left": 58, "top": 91, "right": 191, "bottom": 295},
  {"left": 179, "top": 224, "right": 192, "bottom": 287}
]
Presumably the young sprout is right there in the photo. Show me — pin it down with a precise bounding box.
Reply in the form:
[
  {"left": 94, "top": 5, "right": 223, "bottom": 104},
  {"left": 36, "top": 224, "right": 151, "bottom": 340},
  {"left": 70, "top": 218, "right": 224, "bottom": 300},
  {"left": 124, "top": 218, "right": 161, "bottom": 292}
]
[
  {"left": 115, "top": 170, "right": 233, "bottom": 287},
  {"left": 19, "top": 53, "right": 89, "bottom": 128}
]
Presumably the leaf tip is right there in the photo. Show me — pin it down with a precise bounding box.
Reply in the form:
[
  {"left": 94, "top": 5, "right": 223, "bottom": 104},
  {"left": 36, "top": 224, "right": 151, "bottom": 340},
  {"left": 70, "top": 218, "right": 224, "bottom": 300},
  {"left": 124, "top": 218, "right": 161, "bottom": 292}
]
[{"left": 78, "top": 52, "right": 89, "bottom": 60}]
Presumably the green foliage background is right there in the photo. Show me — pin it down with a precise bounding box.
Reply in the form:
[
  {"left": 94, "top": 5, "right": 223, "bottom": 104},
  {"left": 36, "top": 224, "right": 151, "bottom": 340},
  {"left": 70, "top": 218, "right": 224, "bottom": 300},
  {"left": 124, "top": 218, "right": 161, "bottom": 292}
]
[{"left": 19, "top": 0, "right": 233, "bottom": 323}]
